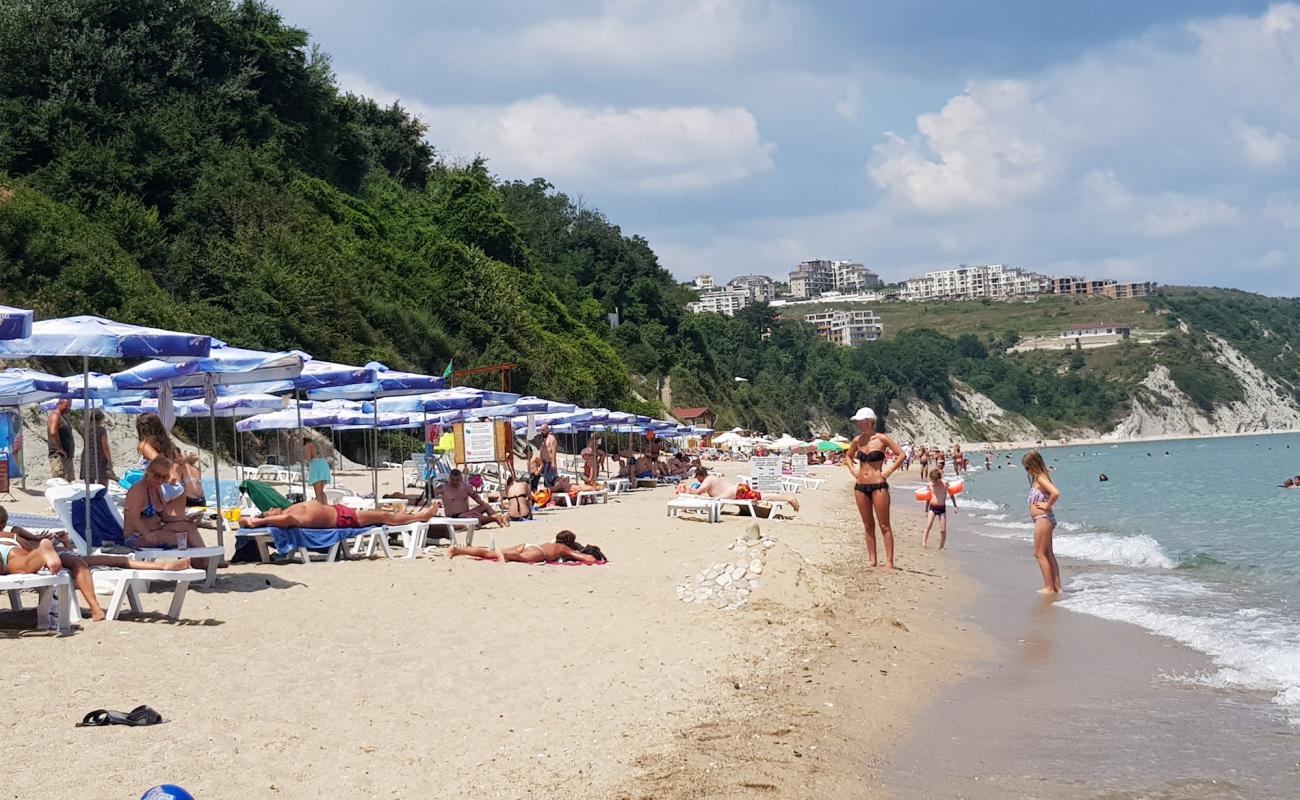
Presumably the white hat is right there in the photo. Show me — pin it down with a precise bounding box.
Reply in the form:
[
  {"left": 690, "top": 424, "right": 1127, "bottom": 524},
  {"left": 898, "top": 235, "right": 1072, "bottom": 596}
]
[{"left": 850, "top": 407, "right": 877, "bottom": 422}]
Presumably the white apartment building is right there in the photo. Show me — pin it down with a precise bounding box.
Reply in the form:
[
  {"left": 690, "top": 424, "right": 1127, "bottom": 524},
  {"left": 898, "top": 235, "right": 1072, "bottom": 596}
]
[
  {"left": 804, "top": 309, "right": 883, "bottom": 347},
  {"left": 727, "top": 274, "right": 776, "bottom": 303},
  {"left": 789, "top": 259, "right": 881, "bottom": 299},
  {"left": 900, "top": 264, "right": 1050, "bottom": 301},
  {"left": 689, "top": 288, "right": 752, "bottom": 316},
  {"left": 693, "top": 274, "right": 716, "bottom": 290}
]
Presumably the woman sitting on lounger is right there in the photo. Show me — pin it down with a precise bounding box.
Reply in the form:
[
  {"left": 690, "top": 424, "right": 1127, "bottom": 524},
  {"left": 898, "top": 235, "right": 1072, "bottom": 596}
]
[
  {"left": 448, "top": 530, "right": 599, "bottom": 564},
  {"left": 123, "top": 457, "right": 209, "bottom": 560},
  {"left": 239, "top": 498, "right": 450, "bottom": 530},
  {"left": 2, "top": 507, "right": 192, "bottom": 622}
]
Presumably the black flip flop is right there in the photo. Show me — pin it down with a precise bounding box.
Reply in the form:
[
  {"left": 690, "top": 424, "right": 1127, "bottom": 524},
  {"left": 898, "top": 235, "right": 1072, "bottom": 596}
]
[{"left": 77, "top": 705, "right": 164, "bottom": 727}]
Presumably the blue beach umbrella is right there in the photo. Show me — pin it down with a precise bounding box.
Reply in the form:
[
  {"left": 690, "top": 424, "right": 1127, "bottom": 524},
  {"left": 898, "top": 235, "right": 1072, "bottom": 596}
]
[
  {"left": 0, "top": 316, "right": 212, "bottom": 551},
  {"left": 0, "top": 305, "right": 34, "bottom": 341}
]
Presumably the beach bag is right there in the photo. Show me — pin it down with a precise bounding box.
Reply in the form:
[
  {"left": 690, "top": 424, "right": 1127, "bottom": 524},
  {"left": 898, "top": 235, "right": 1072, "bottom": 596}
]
[
  {"left": 505, "top": 479, "right": 533, "bottom": 520},
  {"left": 532, "top": 488, "right": 553, "bottom": 507}
]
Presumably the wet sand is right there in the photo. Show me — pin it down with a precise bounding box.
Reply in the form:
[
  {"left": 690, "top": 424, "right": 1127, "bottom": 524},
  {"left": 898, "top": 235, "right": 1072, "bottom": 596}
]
[{"left": 887, "top": 525, "right": 1300, "bottom": 799}]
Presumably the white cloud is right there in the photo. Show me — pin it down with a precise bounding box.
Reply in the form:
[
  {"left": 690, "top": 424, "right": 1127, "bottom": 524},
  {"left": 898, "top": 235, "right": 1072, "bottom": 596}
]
[
  {"left": 869, "top": 80, "right": 1059, "bottom": 212},
  {"left": 1238, "top": 123, "right": 1300, "bottom": 168},
  {"left": 424, "top": 96, "right": 775, "bottom": 193},
  {"left": 869, "top": 4, "right": 1300, "bottom": 217},
  {"left": 1079, "top": 170, "right": 1242, "bottom": 237},
  {"left": 336, "top": 74, "right": 775, "bottom": 194},
  {"left": 512, "top": 0, "right": 796, "bottom": 71}
]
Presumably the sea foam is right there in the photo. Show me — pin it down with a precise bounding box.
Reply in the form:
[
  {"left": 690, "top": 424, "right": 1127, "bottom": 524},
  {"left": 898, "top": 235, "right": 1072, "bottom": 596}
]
[{"left": 1061, "top": 573, "right": 1300, "bottom": 711}]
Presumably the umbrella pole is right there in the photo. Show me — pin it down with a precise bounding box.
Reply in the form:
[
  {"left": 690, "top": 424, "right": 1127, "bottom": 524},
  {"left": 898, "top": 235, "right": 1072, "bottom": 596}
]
[
  {"left": 296, "top": 391, "right": 306, "bottom": 500},
  {"left": 209, "top": 402, "right": 224, "bottom": 549},
  {"left": 82, "top": 357, "right": 92, "bottom": 555},
  {"left": 371, "top": 397, "right": 379, "bottom": 509}
]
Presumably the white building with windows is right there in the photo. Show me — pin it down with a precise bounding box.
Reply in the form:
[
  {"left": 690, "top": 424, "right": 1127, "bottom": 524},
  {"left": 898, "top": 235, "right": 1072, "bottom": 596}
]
[
  {"left": 727, "top": 274, "right": 776, "bottom": 303},
  {"left": 804, "top": 309, "right": 883, "bottom": 347},
  {"left": 789, "top": 259, "right": 881, "bottom": 299},
  {"left": 689, "top": 288, "right": 752, "bottom": 316},
  {"left": 900, "top": 264, "right": 1050, "bottom": 301},
  {"left": 693, "top": 274, "right": 716, "bottom": 291}
]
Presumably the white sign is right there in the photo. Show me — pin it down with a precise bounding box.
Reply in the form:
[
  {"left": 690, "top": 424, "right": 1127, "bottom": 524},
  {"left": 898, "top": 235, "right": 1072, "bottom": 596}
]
[
  {"left": 749, "top": 455, "right": 784, "bottom": 493},
  {"left": 462, "top": 421, "right": 497, "bottom": 464},
  {"left": 790, "top": 455, "right": 809, "bottom": 476}
]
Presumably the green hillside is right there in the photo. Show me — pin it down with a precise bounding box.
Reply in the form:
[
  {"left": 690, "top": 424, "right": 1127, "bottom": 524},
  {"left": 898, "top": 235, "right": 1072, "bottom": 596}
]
[{"left": 0, "top": 0, "right": 1293, "bottom": 439}]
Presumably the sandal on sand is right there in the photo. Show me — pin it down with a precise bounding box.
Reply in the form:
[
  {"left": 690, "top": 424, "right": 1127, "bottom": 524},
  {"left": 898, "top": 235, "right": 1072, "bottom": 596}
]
[{"left": 77, "top": 705, "right": 164, "bottom": 727}]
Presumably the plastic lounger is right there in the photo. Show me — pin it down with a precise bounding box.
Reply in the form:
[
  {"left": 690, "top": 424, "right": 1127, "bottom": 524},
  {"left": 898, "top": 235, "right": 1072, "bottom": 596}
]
[
  {"left": 2, "top": 572, "right": 73, "bottom": 634},
  {"left": 606, "top": 478, "right": 632, "bottom": 495},
  {"left": 74, "top": 568, "right": 207, "bottom": 621},
  {"left": 240, "top": 526, "right": 381, "bottom": 565},
  {"left": 666, "top": 497, "right": 720, "bottom": 524},
  {"left": 132, "top": 546, "right": 224, "bottom": 589},
  {"left": 405, "top": 517, "right": 489, "bottom": 554},
  {"left": 718, "top": 499, "right": 791, "bottom": 521}
]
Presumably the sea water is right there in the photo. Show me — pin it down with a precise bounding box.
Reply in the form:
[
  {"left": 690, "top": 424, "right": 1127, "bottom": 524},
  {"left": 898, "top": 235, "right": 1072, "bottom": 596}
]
[{"left": 953, "top": 433, "right": 1300, "bottom": 719}]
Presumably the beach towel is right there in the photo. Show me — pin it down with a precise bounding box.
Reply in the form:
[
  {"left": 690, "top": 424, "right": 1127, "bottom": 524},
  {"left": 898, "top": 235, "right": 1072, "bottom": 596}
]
[
  {"left": 239, "top": 480, "right": 291, "bottom": 513},
  {"left": 253, "top": 526, "right": 368, "bottom": 555},
  {"left": 70, "top": 489, "right": 125, "bottom": 547}
]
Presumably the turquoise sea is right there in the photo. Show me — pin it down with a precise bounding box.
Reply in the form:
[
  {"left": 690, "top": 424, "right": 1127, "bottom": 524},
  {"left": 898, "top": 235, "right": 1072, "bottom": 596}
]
[{"left": 948, "top": 433, "right": 1300, "bottom": 719}]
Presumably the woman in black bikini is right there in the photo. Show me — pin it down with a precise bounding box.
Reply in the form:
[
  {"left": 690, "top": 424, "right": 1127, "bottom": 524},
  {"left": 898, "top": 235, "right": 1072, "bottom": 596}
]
[{"left": 845, "top": 407, "right": 905, "bottom": 569}]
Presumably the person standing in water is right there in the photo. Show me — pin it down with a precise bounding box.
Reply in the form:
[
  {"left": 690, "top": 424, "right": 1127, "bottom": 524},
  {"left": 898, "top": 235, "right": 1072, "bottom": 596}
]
[
  {"left": 1023, "top": 450, "right": 1062, "bottom": 594},
  {"left": 921, "top": 468, "right": 957, "bottom": 549},
  {"left": 844, "top": 407, "right": 905, "bottom": 570}
]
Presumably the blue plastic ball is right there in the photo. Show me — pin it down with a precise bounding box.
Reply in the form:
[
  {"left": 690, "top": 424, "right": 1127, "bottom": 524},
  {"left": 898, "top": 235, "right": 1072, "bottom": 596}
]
[{"left": 141, "top": 785, "right": 195, "bottom": 800}]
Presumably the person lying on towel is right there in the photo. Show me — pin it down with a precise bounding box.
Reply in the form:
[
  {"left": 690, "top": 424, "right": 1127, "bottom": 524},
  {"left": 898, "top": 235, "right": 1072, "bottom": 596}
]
[
  {"left": 238, "top": 499, "right": 447, "bottom": 530},
  {"left": 448, "top": 530, "right": 605, "bottom": 564},
  {"left": 431, "top": 469, "right": 510, "bottom": 528}
]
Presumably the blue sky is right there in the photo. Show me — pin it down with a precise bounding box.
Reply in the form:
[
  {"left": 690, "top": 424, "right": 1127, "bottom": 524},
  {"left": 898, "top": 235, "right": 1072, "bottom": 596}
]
[{"left": 269, "top": 1, "right": 1300, "bottom": 296}]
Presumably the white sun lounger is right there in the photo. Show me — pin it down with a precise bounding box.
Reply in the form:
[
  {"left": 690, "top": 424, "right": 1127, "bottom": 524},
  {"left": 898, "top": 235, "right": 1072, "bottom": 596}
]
[
  {"left": 401, "top": 517, "right": 488, "bottom": 556},
  {"left": 78, "top": 568, "right": 207, "bottom": 621},
  {"left": 2, "top": 572, "right": 73, "bottom": 634},
  {"left": 717, "top": 499, "right": 792, "bottom": 521},
  {"left": 45, "top": 486, "right": 224, "bottom": 588},
  {"left": 666, "top": 497, "right": 721, "bottom": 523}
]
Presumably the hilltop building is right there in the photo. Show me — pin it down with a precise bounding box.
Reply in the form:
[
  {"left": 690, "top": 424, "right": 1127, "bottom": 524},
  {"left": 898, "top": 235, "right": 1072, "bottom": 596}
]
[
  {"left": 727, "top": 274, "right": 776, "bottom": 303},
  {"left": 804, "top": 309, "right": 883, "bottom": 347},
  {"left": 900, "top": 264, "right": 1049, "bottom": 301},
  {"left": 1060, "top": 323, "right": 1131, "bottom": 347},
  {"left": 1051, "top": 276, "right": 1159, "bottom": 299},
  {"left": 788, "top": 260, "right": 881, "bottom": 299},
  {"left": 693, "top": 274, "right": 716, "bottom": 291},
  {"left": 688, "top": 288, "right": 751, "bottom": 316}
]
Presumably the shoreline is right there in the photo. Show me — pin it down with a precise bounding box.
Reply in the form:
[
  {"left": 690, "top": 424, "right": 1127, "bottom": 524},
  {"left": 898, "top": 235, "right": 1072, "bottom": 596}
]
[
  {"left": 616, "top": 470, "right": 991, "bottom": 799},
  {"left": 979, "top": 426, "right": 1300, "bottom": 450}
]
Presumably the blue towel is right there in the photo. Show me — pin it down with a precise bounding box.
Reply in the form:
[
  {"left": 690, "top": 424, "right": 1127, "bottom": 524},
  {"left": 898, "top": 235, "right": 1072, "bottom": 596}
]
[
  {"left": 246, "top": 527, "right": 371, "bottom": 556},
  {"left": 70, "top": 490, "right": 125, "bottom": 547}
]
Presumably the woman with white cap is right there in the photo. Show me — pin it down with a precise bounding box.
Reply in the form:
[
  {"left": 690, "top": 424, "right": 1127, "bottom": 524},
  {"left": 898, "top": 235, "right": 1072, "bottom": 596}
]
[{"left": 845, "top": 407, "right": 905, "bottom": 569}]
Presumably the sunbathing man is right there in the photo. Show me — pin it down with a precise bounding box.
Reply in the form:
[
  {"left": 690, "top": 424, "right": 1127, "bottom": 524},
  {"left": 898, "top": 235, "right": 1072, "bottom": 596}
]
[
  {"left": 239, "top": 499, "right": 448, "bottom": 529},
  {"left": 448, "top": 530, "right": 599, "bottom": 564},
  {"left": 432, "top": 469, "right": 509, "bottom": 528},
  {"left": 685, "top": 467, "right": 800, "bottom": 512},
  {"left": 2, "top": 508, "right": 192, "bottom": 622}
]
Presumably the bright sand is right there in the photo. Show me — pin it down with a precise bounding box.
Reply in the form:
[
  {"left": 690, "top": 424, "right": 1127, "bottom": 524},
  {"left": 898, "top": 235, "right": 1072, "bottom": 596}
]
[{"left": 3, "top": 464, "right": 985, "bottom": 798}]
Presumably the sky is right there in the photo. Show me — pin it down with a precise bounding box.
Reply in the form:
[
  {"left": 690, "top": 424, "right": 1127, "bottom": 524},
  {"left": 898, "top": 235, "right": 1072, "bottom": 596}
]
[{"left": 267, "top": 0, "right": 1300, "bottom": 296}]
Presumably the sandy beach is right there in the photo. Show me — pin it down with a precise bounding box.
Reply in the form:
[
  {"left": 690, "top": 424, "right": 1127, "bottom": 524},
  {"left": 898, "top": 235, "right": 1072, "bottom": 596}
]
[{"left": 3, "top": 463, "right": 985, "bottom": 799}]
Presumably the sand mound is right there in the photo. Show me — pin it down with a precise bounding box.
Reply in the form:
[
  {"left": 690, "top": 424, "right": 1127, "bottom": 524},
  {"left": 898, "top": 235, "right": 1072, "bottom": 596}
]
[{"left": 676, "top": 523, "right": 831, "bottom": 612}]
